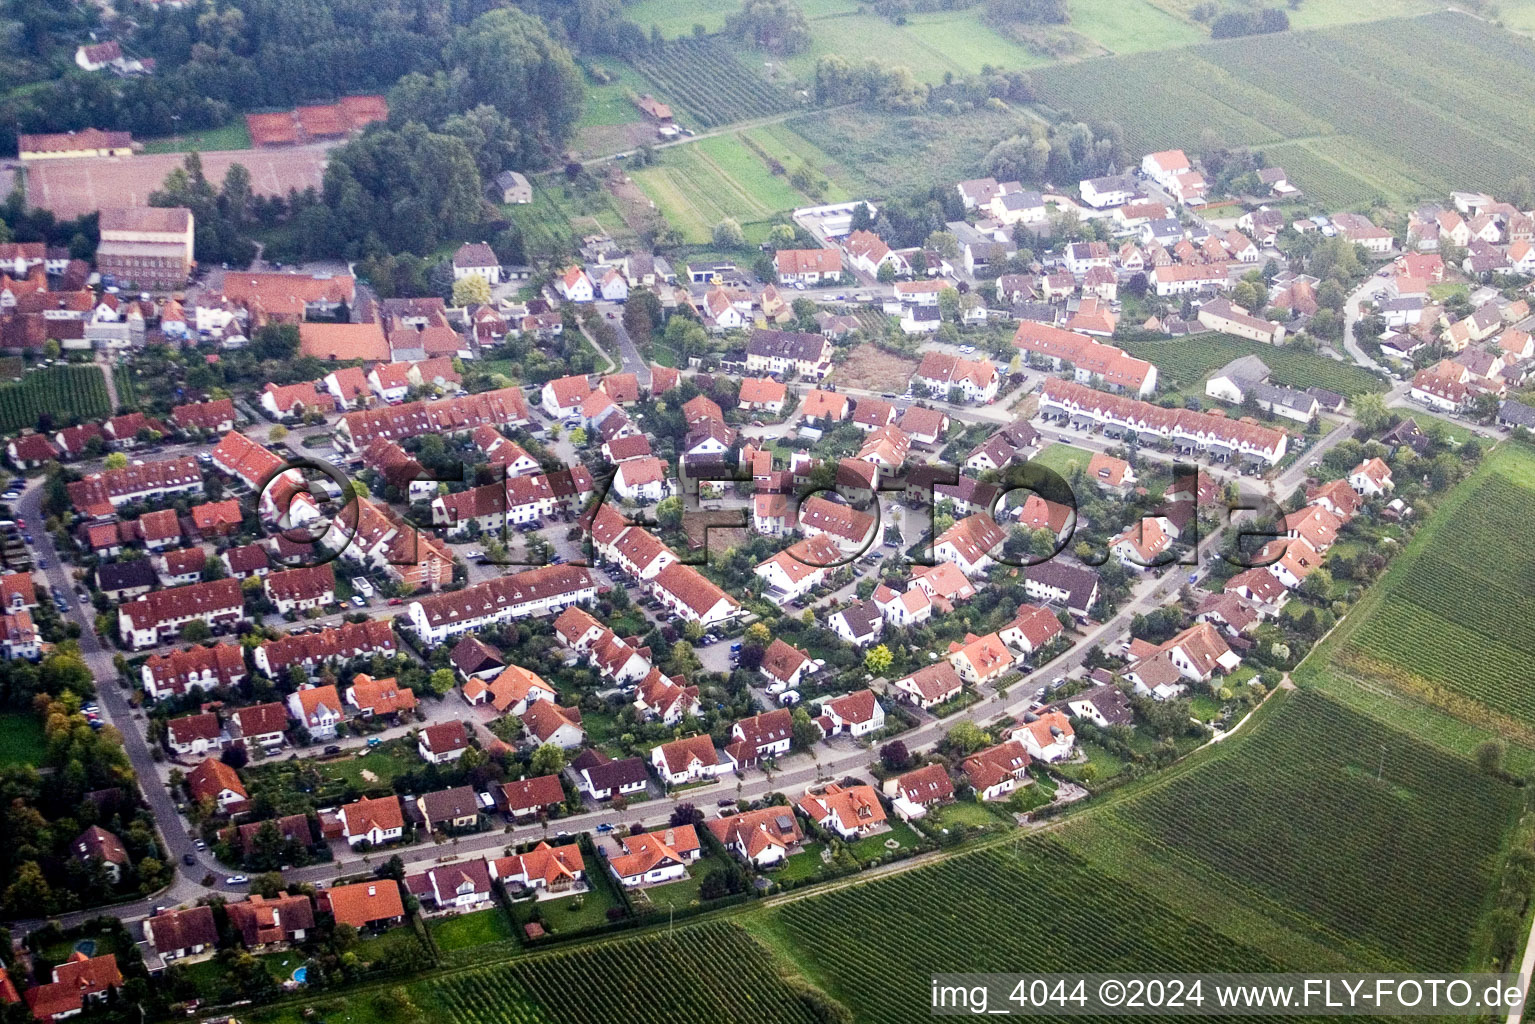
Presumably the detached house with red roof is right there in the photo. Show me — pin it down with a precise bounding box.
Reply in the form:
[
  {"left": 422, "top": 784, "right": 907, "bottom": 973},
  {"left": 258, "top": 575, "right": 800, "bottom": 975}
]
[
  {"left": 24, "top": 953, "right": 122, "bottom": 1022},
  {"left": 557, "top": 266, "right": 594, "bottom": 302},
  {"left": 726, "top": 707, "right": 794, "bottom": 767},
  {"left": 491, "top": 841, "right": 584, "bottom": 892},
  {"left": 893, "top": 662, "right": 963, "bottom": 709},
  {"left": 287, "top": 683, "right": 344, "bottom": 740},
  {"left": 816, "top": 689, "right": 885, "bottom": 738},
  {"left": 607, "top": 825, "right": 701, "bottom": 887},
  {"left": 1349, "top": 457, "right": 1394, "bottom": 497},
  {"left": 708, "top": 807, "right": 804, "bottom": 867},
  {"left": 498, "top": 774, "right": 566, "bottom": 819},
  {"left": 323, "top": 880, "right": 405, "bottom": 931},
  {"left": 339, "top": 794, "right": 405, "bottom": 847},
  {"left": 1011, "top": 710, "right": 1075, "bottom": 763},
  {"left": 651, "top": 734, "right": 733, "bottom": 786},
  {"left": 887, "top": 763, "right": 953, "bottom": 820},
  {"left": 799, "top": 782, "right": 888, "bottom": 839},
  {"left": 187, "top": 757, "right": 248, "bottom": 813},
  {"left": 962, "top": 740, "right": 1033, "bottom": 801}
]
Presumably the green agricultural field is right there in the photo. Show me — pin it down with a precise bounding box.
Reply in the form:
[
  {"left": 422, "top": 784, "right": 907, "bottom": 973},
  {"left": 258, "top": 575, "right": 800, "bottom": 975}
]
[
  {"left": 627, "top": 0, "right": 859, "bottom": 38},
  {"left": 424, "top": 921, "right": 838, "bottom": 1024},
  {"left": 739, "top": 122, "right": 856, "bottom": 200},
  {"left": 748, "top": 688, "right": 1523, "bottom": 1024},
  {"left": 786, "top": 106, "right": 1035, "bottom": 194},
  {"left": 1122, "top": 335, "right": 1389, "bottom": 397},
  {"left": 1068, "top": 0, "right": 1208, "bottom": 52},
  {"left": 140, "top": 120, "right": 253, "bottom": 154},
  {"left": 755, "top": 840, "right": 1283, "bottom": 1024},
  {"left": 0, "top": 711, "right": 46, "bottom": 767},
  {"left": 629, "top": 133, "right": 817, "bottom": 243},
  {"left": 0, "top": 364, "right": 112, "bottom": 434},
  {"left": 1108, "top": 689, "right": 1521, "bottom": 968},
  {"left": 1029, "top": 12, "right": 1535, "bottom": 209},
  {"left": 782, "top": 9, "right": 1043, "bottom": 85},
  {"left": 1298, "top": 444, "right": 1535, "bottom": 741},
  {"left": 1146, "top": 0, "right": 1440, "bottom": 26},
  {"left": 629, "top": 38, "right": 797, "bottom": 128},
  {"left": 504, "top": 182, "right": 636, "bottom": 256}
]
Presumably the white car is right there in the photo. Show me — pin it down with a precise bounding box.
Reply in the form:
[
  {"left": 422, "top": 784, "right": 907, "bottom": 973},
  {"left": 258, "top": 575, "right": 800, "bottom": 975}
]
[{"left": 226, "top": 875, "right": 249, "bottom": 886}]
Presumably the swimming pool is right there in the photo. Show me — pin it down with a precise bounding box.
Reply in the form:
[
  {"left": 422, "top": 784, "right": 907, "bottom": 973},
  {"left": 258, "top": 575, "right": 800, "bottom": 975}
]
[
  {"left": 291, "top": 966, "right": 308, "bottom": 984},
  {"left": 73, "top": 940, "right": 96, "bottom": 957}
]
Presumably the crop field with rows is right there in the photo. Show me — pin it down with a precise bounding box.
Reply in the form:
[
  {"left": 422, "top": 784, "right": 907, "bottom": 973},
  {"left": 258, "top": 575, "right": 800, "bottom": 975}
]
[
  {"left": 756, "top": 841, "right": 1283, "bottom": 1024},
  {"left": 755, "top": 689, "right": 1522, "bottom": 1022},
  {"left": 629, "top": 38, "right": 796, "bottom": 128},
  {"left": 629, "top": 133, "right": 821, "bottom": 244},
  {"left": 0, "top": 364, "right": 112, "bottom": 434},
  {"left": 425, "top": 921, "right": 836, "bottom": 1024},
  {"left": 1303, "top": 444, "right": 1535, "bottom": 734},
  {"left": 1029, "top": 11, "right": 1535, "bottom": 207},
  {"left": 1122, "top": 335, "right": 1388, "bottom": 397},
  {"left": 1113, "top": 689, "right": 1521, "bottom": 968}
]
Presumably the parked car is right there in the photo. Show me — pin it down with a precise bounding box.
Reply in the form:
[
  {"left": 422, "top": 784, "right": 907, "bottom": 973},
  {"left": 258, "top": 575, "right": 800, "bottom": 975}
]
[
  {"left": 226, "top": 875, "right": 249, "bottom": 886},
  {"left": 182, "top": 853, "right": 196, "bottom": 866},
  {"left": 323, "top": 745, "right": 342, "bottom": 755}
]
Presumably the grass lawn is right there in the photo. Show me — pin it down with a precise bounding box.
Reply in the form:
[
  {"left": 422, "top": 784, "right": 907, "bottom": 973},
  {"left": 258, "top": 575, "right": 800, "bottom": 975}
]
[
  {"left": 1429, "top": 281, "right": 1469, "bottom": 302},
  {"left": 640, "top": 866, "right": 709, "bottom": 911},
  {"left": 512, "top": 883, "right": 623, "bottom": 934},
  {"left": 578, "top": 59, "right": 659, "bottom": 129},
  {"left": 1068, "top": 0, "right": 1206, "bottom": 53},
  {"left": 353, "top": 925, "right": 428, "bottom": 967},
  {"left": 1026, "top": 443, "right": 1098, "bottom": 479},
  {"left": 0, "top": 711, "right": 46, "bottom": 767},
  {"left": 139, "top": 120, "right": 253, "bottom": 154},
  {"left": 847, "top": 818, "right": 921, "bottom": 860},
  {"left": 624, "top": 0, "right": 736, "bottom": 37},
  {"left": 929, "top": 800, "right": 1004, "bottom": 830},
  {"left": 259, "top": 950, "right": 308, "bottom": 982},
  {"left": 39, "top": 933, "right": 120, "bottom": 970},
  {"left": 428, "top": 907, "right": 517, "bottom": 951},
  {"left": 170, "top": 956, "right": 235, "bottom": 998},
  {"left": 772, "top": 842, "right": 827, "bottom": 883},
  {"left": 315, "top": 740, "right": 418, "bottom": 790},
  {"left": 1053, "top": 739, "right": 1130, "bottom": 785}
]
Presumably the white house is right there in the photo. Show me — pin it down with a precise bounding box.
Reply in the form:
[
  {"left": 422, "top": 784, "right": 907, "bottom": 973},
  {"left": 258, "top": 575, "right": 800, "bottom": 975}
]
[
  {"left": 650, "top": 735, "right": 733, "bottom": 786},
  {"left": 1010, "top": 711, "right": 1075, "bottom": 762},
  {"left": 558, "top": 266, "right": 594, "bottom": 302},
  {"left": 339, "top": 795, "right": 405, "bottom": 848}
]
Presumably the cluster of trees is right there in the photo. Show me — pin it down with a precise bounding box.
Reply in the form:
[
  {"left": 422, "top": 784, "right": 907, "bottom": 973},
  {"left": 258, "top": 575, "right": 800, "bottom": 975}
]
[
  {"left": 813, "top": 54, "right": 927, "bottom": 111},
  {"left": 226, "top": 9, "right": 580, "bottom": 264},
  {"left": 983, "top": 119, "right": 1128, "bottom": 189},
  {"left": 723, "top": 0, "right": 812, "bottom": 54},
  {"left": 0, "top": 0, "right": 636, "bottom": 155},
  {"left": 2, "top": 664, "right": 172, "bottom": 918},
  {"left": 984, "top": 0, "right": 1070, "bottom": 25},
  {"left": 1209, "top": 7, "right": 1290, "bottom": 37},
  {"left": 148, "top": 152, "right": 258, "bottom": 268}
]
